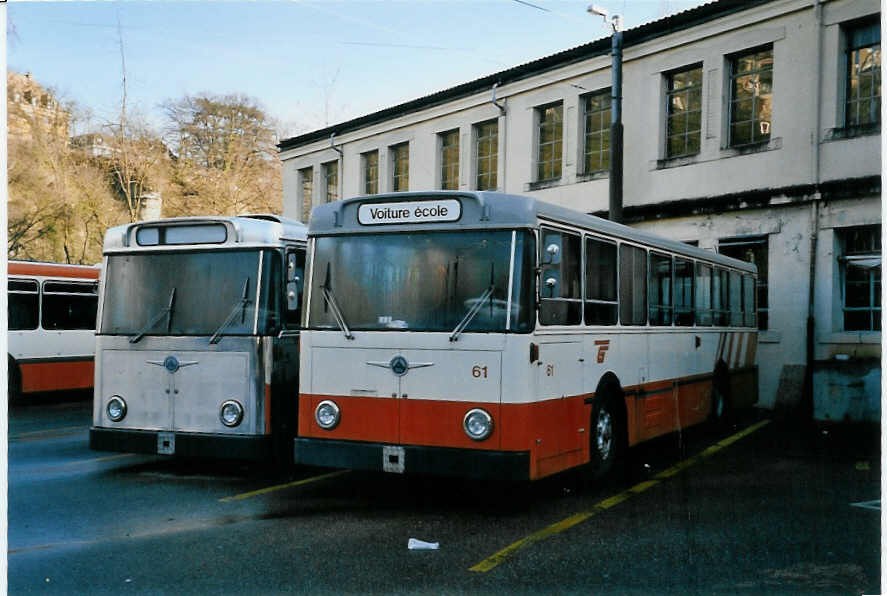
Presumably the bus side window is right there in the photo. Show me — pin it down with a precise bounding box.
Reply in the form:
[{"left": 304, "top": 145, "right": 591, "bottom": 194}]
[
  {"left": 648, "top": 252, "right": 673, "bottom": 326},
  {"left": 41, "top": 281, "right": 98, "bottom": 330},
  {"left": 584, "top": 236, "right": 617, "bottom": 325},
  {"left": 619, "top": 244, "right": 647, "bottom": 326},
  {"left": 729, "top": 271, "right": 743, "bottom": 326},
  {"left": 285, "top": 249, "right": 305, "bottom": 326},
  {"left": 9, "top": 279, "right": 39, "bottom": 330},
  {"left": 743, "top": 275, "right": 756, "bottom": 328},
  {"left": 674, "top": 258, "right": 694, "bottom": 326},
  {"left": 539, "top": 229, "right": 582, "bottom": 325},
  {"left": 712, "top": 267, "right": 730, "bottom": 326},
  {"left": 694, "top": 263, "right": 712, "bottom": 326}
]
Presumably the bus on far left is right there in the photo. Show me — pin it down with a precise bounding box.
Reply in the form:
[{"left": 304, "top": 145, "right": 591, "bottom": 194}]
[{"left": 8, "top": 260, "right": 101, "bottom": 400}]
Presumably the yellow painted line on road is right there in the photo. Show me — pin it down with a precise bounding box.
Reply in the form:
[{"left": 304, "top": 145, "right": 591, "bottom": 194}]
[
  {"left": 219, "top": 470, "right": 349, "bottom": 502},
  {"left": 470, "top": 419, "right": 771, "bottom": 573},
  {"left": 9, "top": 425, "right": 85, "bottom": 442}
]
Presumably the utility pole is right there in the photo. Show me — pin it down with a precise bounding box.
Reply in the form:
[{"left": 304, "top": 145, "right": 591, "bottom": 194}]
[{"left": 588, "top": 5, "right": 624, "bottom": 223}]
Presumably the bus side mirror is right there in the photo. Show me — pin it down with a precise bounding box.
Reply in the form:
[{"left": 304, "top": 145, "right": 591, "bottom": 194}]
[
  {"left": 542, "top": 243, "right": 560, "bottom": 265},
  {"left": 286, "top": 278, "right": 301, "bottom": 311}
]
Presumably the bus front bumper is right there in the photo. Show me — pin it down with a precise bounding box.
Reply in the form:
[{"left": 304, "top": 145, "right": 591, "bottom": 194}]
[
  {"left": 90, "top": 427, "right": 274, "bottom": 460},
  {"left": 294, "top": 437, "right": 530, "bottom": 481}
]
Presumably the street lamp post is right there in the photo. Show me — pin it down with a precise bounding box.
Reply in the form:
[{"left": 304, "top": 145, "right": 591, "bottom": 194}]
[{"left": 588, "top": 5, "right": 623, "bottom": 224}]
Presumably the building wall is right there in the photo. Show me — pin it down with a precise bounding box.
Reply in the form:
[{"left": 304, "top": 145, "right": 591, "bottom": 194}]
[{"left": 278, "top": 0, "right": 881, "bottom": 413}]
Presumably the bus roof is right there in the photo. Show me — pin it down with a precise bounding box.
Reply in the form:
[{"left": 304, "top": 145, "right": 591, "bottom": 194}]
[
  {"left": 309, "top": 191, "right": 756, "bottom": 274},
  {"left": 103, "top": 214, "right": 308, "bottom": 254},
  {"left": 9, "top": 261, "right": 101, "bottom": 279}
]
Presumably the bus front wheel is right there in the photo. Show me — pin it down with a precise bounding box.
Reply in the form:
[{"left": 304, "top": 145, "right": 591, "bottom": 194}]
[{"left": 8, "top": 357, "right": 21, "bottom": 403}]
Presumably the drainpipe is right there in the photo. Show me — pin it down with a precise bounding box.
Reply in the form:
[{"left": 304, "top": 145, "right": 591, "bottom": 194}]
[
  {"left": 330, "top": 133, "right": 343, "bottom": 201},
  {"left": 609, "top": 23, "right": 624, "bottom": 224},
  {"left": 803, "top": 0, "right": 824, "bottom": 420},
  {"left": 492, "top": 83, "right": 507, "bottom": 191}
]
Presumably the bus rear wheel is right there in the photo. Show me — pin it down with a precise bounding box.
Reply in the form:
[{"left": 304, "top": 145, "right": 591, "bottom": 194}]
[{"left": 589, "top": 396, "right": 623, "bottom": 479}]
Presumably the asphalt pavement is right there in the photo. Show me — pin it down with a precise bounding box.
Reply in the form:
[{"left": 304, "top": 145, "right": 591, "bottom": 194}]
[{"left": 7, "top": 394, "right": 881, "bottom": 595}]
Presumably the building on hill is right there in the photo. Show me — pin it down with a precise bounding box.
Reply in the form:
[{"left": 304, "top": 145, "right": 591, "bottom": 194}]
[{"left": 7, "top": 71, "right": 70, "bottom": 142}]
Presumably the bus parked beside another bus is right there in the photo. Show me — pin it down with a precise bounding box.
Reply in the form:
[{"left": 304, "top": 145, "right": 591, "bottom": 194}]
[
  {"left": 89, "top": 215, "right": 307, "bottom": 464},
  {"left": 295, "top": 191, "right": 758, "bottom": 481},
  {"left": 8, "top": 261, "right": 101, "bottom": 400}
]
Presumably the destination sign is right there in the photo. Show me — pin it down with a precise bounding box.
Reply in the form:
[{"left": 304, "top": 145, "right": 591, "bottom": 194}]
[{"left": 358, "top": 199, "right": 461, "bottom": 225}]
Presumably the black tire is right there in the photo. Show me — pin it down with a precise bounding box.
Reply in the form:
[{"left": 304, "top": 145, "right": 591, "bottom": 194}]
[
  {"left": 8, "top": 357, "right": 21, "bottom": 403},
  {"left": 709, "top": 369, "right": 732, "bottom": 427},
  {"left": 589, "top": 395, "right": 624, "bottom": 479}
]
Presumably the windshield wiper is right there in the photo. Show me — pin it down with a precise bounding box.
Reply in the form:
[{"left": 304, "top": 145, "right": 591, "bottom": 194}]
[
  {"left": 130, "top": 287, "right": 176, "bottom": 344},
  {"left": 210, "top": 278, "right": 251, "bottom": 344},
  {"left": 321, "top": 264, "right": 354, "bottom": 340},
  {"left": 449, "top": 263, "right": 495, "bottom": 342}
]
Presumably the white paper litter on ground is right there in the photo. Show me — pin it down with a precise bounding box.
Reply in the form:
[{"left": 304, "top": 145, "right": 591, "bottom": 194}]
[{"left": 408, "top": 538, "right": 439, "bottom": 550}]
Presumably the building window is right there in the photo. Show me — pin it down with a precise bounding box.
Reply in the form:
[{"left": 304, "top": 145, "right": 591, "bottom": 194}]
[
  {"left": 299, "top": 167, "right": 313, "bottom": 223},
  {"left": 363, "top": 150, "right": 379, "bottom": 195},
  {"left": 838, "top": 225, "right": 881, "bottom": 331},
  {"left": 474, "top": 120, "right": 498, "bottom": 190},
  {"left": 729, "top": 46, "right": 773, "bottom": 147},
  {"left": 536, "top": 102, "right": 563, "bottom": 181},
  {"left": 719, "top": 236, "right": 769, "bottom": 330},
  {"left": 846, "top": 20, "right": 881, "bottom": 127},
  {"left": 439, "top": 129, "right": 459, "bottom": 190},
  {"left": 583, "top": 90, "right": 611, "bottom": 173},
  {"left": 666, "top": 65, "right": 702, "bottom": 157},
  {"left": 391, "top": 142, "right": 409, "bottom": 191},
  {"left": 323, "top": 161, "right": 338, "bottom": 203}
]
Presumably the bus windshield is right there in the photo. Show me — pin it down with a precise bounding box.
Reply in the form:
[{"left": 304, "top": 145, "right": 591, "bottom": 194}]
[
  {"left": 101, "top": 250, "right": 282, "bottom": 337},
  {"left": 308, "top": 230, "right": 534, "bottom": 333}
]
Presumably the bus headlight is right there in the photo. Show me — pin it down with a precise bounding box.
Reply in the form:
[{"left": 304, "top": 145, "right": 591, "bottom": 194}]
[
  {"left": 463, "top": 408, "right": 493, "bottom": 441},
  {"left": 315, "top": 400, "right": 341, "bottom": 430},
  {"left": 107, "top": 396, "right": 127, "bottom": 422},
  {"left": 220, "top": 400, "right": 244, "bottom": 427}
]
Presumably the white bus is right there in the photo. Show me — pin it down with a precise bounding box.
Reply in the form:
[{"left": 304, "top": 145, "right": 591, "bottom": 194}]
[
  {"left": 295, "top": 191, "right": 758, "bottom": 481},
  {"left": 90, "top": 215, "right": 307, "bottom": 463},
  {"left": 8, "top": 261, "right": 101, "bottom": 400}
]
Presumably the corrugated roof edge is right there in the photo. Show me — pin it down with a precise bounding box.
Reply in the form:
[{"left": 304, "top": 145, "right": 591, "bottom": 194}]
[{"left": 278, "top": 0, "right": 774, "bottom": 152}]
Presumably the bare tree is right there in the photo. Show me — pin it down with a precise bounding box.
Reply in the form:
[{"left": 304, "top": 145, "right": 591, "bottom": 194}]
[{"left": 162, "top": 93, "right": 281, "bottom": 216}]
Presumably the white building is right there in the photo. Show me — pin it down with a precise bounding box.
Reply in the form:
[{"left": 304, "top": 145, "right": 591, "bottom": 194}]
[{"left": 278, "top": 0, "right": 881, "bottom": 419}]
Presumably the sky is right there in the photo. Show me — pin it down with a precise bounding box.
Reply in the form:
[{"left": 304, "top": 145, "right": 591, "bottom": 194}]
[{"left": 7, "top": 0, "right": 708, "bottom": 140}]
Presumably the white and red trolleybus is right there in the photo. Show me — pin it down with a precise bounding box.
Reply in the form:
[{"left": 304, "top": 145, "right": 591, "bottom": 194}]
[
  {"left": 8, "top": 261, "right": 101, "bottom": 400},
  {"left": 89, "top": 215, "right": 307, "bottom": 463},
  {"left": 295, "top": 191, "right": 758, "bottom": 481}
]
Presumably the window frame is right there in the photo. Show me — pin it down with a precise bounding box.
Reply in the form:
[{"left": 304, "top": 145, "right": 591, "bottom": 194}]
[
  {"left": 539, "top": 226, "right": 582, "bottom": 326},
  {"left": 474, "top": 120, "right": 498, "bottom": 191},
  {"left": 362, "top": 150, "right": 379, "bottom": 195},
  {"left": 438, "top": 129, "right": 460, "bottom": 190},
  {"left": 535, "top": 101, "right": 564, "bottom": 182},
  {"left": 665, "top": 64, "right": 703, "bottom": 158},
  {"left": 322, "top": 161, "right": 338, "bottom": 203},
  {"left": 582, "top": 89, "right": 611, "bottom": 174},
  {"left": 718, "top": 235, "right": 768, "bottom": 330},
  {"left": 844, "top": 18, "right": 881, "bottom": 128},
  {"left": 298, "top": 166, "right": 314, "bottom": 223},
  {"left": 9, "top": 278, "right": 40, "bottom": 331},
  {"left": 838, "top": 225, "right": 881, "bottom": 332},
  {"left": 390, "top": 142, "right": 410, "bottom": 192},
  {"left": 584, "top": 234, "right": 618, "bottom": 325},
  {"left": 727, "top": 45, "right": 774, "bottom": 148}
]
